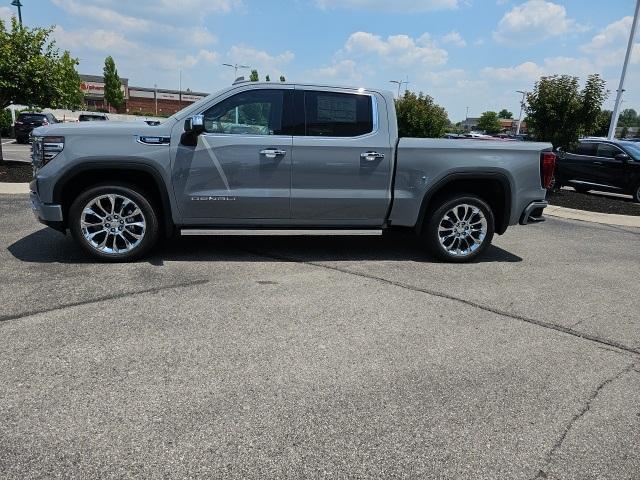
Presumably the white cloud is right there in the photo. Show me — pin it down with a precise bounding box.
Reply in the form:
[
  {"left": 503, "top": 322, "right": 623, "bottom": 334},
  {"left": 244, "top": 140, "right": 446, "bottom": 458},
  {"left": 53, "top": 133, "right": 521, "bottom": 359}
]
[
  {"left": 314, "top": 0, "right": 459, "bottom": 12},
  {"left": 482, "top": 56, "right": 595, "bottom": 82},
  {"left": 581, "top": 16, "right": 640, "bottom": 67},
  {"left": 0, "top": 6, "right": 14, "bottom": 23},
  {"left": 344, "top": 31, "right": 448, "bottom": 67},
  {"left": 189, "top": 27, "right": 218, "bottom": 47},
  {"left": 183, "top": 49, "right": 220, "bottom": 68},
  {"left": 304, "top": 60, "right": 363, "bottom": 83},
  {"left": 53, "top": 26, "right": 139, "bottom": 53},
  {"left": 441, "top": 30, "right": 466, "bottom": 47},
  {"left": 52, "top": 0, "right": 152, "bottom": 31},
  {"left": 493, "top": 0, "right": 585, "bottom": 45},
  {"left": 155, "top": 0, "right": 243, "bottom": 13}
]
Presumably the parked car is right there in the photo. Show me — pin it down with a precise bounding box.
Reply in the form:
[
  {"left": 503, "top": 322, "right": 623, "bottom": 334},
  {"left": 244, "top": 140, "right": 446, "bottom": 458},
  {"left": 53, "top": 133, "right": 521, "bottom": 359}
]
[
  {"left": 14, "top": 112, "right": 58, "bottom": 143},
  {"left": 555, "top": 139, "right": 640, "bottom": 202},
  {"left": 78, "top": 113, "right": 108, "bottom": 122},
  {"left": 29, "top": 82, "right": 553, "bottom": 262}
]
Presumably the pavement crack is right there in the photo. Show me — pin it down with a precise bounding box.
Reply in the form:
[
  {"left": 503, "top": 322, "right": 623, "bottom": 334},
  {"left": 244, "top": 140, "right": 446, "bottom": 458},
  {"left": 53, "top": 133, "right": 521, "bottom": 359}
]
[
  {"left": 246, "top": 249, "right": 640, "bottom": 357},
  {"left": 0, "top": 278, "right": 209, "bottom": 324},
  {"left": 531, "top": 363, "right": 635, "bottom": 479}
]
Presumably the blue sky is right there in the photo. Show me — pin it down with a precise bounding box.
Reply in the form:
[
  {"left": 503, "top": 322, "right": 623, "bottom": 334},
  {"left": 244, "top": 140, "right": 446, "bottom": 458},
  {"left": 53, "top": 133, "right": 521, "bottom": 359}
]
[{"left": 1, "top": 0, "right": 639, "bottom": 121}]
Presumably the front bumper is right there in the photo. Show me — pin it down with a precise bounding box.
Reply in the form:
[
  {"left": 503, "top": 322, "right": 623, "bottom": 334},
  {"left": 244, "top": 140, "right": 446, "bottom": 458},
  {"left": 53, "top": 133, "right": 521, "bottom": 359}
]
[
  {"left": 519, "top": 201, "right": 548, "bottom": 225},
  {"left": 30, "top": 191, "right": 65, "bottom": 232}
]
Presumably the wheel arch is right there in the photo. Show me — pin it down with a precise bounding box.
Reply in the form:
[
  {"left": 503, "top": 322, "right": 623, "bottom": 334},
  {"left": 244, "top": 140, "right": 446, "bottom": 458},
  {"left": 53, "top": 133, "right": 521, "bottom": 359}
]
[
  {"left": 415, "top": 172, "right": 513, "bottom": 235},
  {"left": 53, "top": 162, "right": 175, "bottom": 237}
]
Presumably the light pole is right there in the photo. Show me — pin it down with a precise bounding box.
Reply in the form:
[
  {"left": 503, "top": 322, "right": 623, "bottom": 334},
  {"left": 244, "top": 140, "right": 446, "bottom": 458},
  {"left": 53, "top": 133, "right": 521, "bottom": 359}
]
[
  {"left": 10, "top": 0, "right": 22, "bottom": 25},
  {"left": 608, "top": 0, "right": 640, "bottom": 140},
  {"left": 223, "top": 63, "right": 251, "bottom": 81},
  {"left": 389, "top": 78, "right": 409, "bottom": 99},
  {"left": 154, "top": 83, "right": 158, "bottom": 116},
  {"left": 516, "top": 90, "right": 527, "bottom": 136}
]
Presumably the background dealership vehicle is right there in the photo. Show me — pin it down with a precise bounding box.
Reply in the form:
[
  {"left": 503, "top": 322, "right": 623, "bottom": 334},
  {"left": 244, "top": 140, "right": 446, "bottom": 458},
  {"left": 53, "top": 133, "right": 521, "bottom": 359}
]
[
  {"left": 555, "top": 138, "right": 640, "bottom": 202},
  {"left": 78, "top": 113, "right": 109, "bottom": 122},
  {"left": 29, "top": 82, "right": 554, "bottom": 262},
  {"left": 14, "top": 112, "right": 58, "bottom": 143}
]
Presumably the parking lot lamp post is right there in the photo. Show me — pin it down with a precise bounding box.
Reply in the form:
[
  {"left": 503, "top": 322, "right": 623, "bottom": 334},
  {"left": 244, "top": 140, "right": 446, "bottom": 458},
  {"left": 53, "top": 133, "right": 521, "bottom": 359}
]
[
  {"left": 609, "top": 0, "right": 640, "bottom": 140},
  {"left": 10, "top": 0, "right": 22, "bottom": 25},
  {"left": 516, "top": 90, "right": 527, "bottom": 136},
  {"left": 154, "top": 84, "right": 158, "bottom": 116}
]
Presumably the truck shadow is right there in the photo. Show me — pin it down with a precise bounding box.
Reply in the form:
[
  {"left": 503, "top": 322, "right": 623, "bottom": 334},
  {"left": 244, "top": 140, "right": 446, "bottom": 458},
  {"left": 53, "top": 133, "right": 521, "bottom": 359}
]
[{"left": 7, "top": 228, "right": 523, "bottom": 264}]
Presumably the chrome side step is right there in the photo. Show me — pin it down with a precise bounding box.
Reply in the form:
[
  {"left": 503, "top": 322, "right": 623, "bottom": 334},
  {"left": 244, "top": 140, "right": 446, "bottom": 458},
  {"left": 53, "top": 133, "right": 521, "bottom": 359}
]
[{"left": 180, "top": 229, "right": 383, "bottom": 236}]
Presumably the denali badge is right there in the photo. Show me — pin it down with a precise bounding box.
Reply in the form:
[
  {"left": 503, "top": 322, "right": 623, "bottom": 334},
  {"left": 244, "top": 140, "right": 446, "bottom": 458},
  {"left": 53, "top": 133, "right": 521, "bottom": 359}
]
[{"left": 190, "top": 196, "right": 237, "bottom": 201}]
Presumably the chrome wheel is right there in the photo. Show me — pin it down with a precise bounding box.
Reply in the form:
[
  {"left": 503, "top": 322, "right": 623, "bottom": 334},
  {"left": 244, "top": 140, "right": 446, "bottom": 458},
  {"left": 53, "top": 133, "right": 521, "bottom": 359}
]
[
  {"left": 80, "top": 194, "right": 146, "bottom": 255},
  {"left": 437, "top": 203, "right": 488, "bottom": 257}
]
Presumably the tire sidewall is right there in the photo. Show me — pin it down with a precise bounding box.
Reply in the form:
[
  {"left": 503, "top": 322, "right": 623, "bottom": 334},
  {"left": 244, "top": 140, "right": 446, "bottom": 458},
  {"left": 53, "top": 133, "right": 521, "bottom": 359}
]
[
  {"left": 634, "top": 184, "right": 640, "bottom": 203},
  {"left": 69, "top": 183, "right": 159, "bottom": 262},
  {"left": 424, "top": 195, "right": 495, "bottom": 263}
]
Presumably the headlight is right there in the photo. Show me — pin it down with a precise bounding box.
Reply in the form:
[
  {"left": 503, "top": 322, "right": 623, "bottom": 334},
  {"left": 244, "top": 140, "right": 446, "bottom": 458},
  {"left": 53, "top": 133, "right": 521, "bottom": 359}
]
[{"left": 31, "top": 136, "right": 64, "bottom": 169}]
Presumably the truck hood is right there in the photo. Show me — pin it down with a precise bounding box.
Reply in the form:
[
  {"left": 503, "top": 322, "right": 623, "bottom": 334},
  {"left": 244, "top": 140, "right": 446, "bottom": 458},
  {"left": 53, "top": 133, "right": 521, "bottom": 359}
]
[{"left": 32, "top": 119, "right": 175, "bottom": 138}]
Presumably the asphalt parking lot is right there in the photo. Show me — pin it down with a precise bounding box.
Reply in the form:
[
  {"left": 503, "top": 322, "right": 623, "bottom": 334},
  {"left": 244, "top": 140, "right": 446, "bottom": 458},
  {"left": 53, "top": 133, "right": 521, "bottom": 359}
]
[
  {"left": 1, "top": 193, "right": 639, "bottom": 479},
  {"left": 0, "top": 140, "right": 31, "bottom": 163}
]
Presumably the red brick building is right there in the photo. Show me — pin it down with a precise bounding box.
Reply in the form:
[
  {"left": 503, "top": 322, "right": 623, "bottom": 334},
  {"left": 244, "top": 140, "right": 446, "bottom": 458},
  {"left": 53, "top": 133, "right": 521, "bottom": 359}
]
[{"left": 80, "top": 74, "right": 209, "bottom": 116}]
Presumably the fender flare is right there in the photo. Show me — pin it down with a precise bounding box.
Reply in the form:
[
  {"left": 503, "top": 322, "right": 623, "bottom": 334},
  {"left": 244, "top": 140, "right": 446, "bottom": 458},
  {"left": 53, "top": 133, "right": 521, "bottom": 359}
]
[
  {"left": 415, "top": 171, "right": 513, "bottom": 235},
  {"left": 52, "top": 161, "right": 175, "bottom": 237}
]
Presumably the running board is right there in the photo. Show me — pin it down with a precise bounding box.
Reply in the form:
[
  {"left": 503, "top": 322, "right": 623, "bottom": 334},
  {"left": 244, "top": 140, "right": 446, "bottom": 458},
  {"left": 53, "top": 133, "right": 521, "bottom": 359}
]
[{"left": 180, "top": 228, "right": 383, "bottom": 236}]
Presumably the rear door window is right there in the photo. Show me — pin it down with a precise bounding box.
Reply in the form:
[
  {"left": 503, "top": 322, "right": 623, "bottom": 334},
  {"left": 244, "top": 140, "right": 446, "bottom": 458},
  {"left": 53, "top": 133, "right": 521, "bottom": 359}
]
[
  {"left": 303, "top": 91, "right": 373, "bottom": 137},
  {"left": 573, "top": 143, "right": 597, "bottom": 156}
]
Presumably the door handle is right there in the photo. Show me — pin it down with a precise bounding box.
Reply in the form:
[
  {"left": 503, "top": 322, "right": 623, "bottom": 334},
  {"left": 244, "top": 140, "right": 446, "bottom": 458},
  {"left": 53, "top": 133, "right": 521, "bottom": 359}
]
[
  {"left": 361, "top": 151, "right": 385, "bottom": 162},
  {"left": 260, "top": 149, "right": 286, "bottom": 159},
  {"left": 593, "top": 161, "right": 603, "bottom": 165}
]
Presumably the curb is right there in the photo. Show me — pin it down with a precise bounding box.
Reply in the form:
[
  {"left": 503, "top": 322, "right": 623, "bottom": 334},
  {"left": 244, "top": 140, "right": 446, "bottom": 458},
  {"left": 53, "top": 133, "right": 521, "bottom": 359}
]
[
  {"left": 0, "top": 182, "right": 29, "bottom": 195},
  {"left": 545, "top": 205, "right": 640, "bottom": 228}
]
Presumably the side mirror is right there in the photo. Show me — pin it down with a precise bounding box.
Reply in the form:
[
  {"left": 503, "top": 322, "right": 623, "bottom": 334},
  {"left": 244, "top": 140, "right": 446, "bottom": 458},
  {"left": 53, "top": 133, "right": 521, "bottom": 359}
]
[
  {"left": 184, "top": 114, "right": 205, "bottom": 136},
  {"left": 615, "top": 153, "right": 630, "bottom": 163}
]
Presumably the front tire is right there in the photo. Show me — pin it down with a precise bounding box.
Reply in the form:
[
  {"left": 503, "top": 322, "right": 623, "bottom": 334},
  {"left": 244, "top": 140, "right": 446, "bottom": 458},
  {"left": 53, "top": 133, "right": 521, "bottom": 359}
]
[
  {"left": 633, "top": 184, "right": 640, "bottom": 203},
  {"left": 422, "top": 195, "right": 495, "bottom": 263},
  {"left": 69, "top": 184, "right": 159, "bottom": 262}
]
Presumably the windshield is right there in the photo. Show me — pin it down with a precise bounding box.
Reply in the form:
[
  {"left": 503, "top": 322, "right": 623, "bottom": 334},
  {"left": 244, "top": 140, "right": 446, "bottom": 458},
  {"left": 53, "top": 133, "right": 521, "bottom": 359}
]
[{"left": 621, "top": 142, "right": 640, "bottom": 159}]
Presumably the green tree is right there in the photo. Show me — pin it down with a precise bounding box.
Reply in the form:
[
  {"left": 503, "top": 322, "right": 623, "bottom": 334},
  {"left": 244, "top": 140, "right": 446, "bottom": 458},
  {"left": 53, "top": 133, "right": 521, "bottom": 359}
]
[
  {"left": 0, "top": 17, "right": 83, "bottom": 160},
  {"left": 498, "top": 109, "right": 513, "bottom": 119},
  {"left": 525, "top": 74, "right": 609, "bottom": 149},
  {"left": 0, "top": 17, "right": 82, "bottom": 110},
  {"left": 265, "top": 74, "right": 271, "bottom": 82},
  {"left": 53, "top": 51, "right": 84, "bottom": 110},
  {"left": 593, "top": 109, "right": 612, "bottom": 137},
  {"left": 249, "top": 69, "right": 259, "bottom": 82},
  {"left": 395, "top": 91, "right": 449, "bottom": 138},
  {"left": 103, "top": 56, "right": 124, "bottom": 111},
  {"left": 477, "top": 111, "right": 502, "bottom": 134},
  {"left": 279, "top": 75, "right": 286, "bottom": 82},
  {"left": 618, "top": 108, "right": 639, "bottom": 127}
]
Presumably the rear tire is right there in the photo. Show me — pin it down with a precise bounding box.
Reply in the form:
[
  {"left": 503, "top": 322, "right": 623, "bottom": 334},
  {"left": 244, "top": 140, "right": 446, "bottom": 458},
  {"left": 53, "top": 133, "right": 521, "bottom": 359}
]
[
  {"left": 421, "top": 194, "right": 495, "bottom": 263},
  {"left": 633, "top": 184, "right": 640, "bottom": 203},
  {"left": 69, "top": 183, "right": 159, "bottom": 262}
]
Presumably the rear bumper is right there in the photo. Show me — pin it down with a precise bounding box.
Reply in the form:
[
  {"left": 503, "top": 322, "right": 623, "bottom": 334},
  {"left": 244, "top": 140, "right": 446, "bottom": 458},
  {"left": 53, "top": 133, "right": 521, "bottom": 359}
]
[
  {"left": 30, "top": 191, "right": 65, "bottom": 232},
  {"left": 519, "top": 201, "right": 548, "bottom": 225}
]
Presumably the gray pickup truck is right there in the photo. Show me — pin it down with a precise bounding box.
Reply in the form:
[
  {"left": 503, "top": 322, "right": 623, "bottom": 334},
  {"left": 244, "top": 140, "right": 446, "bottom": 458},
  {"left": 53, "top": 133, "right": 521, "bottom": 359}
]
[{"left": 30, "top": 82, "right": 554, "bottom": 262}]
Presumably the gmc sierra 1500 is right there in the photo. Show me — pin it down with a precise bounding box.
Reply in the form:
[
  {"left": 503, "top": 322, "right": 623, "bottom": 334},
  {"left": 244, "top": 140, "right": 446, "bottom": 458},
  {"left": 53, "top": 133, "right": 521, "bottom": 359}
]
[{"left": 29, "top": 81, "right": 554, "bottom": 262}]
